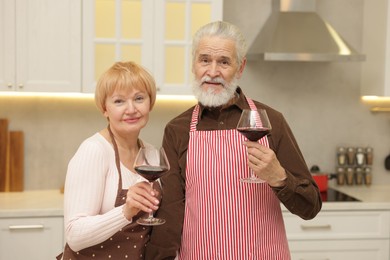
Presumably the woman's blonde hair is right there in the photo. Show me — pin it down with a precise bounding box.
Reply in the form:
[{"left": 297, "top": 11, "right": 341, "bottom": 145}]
[{"left": 95, "top": 61, "right": 157, "bottom": 113}]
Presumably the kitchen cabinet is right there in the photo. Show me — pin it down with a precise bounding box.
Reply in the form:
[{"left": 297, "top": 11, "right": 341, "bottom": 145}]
[
  {"left": 0, "top": 0, "right": 81, "bottom": 93},
  {"left": 361, "top": 0, "right": 390, "bottom": 97},
  {"left": 0, "top": 190, "right": 64, "bottom": 260},
  {"left": 283, "top": 210, "right": 390, "bottom": 260},
  {"left": 82, "top": 0, "right": 222, "bottom": 94},
  {"left": 0, "top": 216, "right": 64, "bottom": 259}
]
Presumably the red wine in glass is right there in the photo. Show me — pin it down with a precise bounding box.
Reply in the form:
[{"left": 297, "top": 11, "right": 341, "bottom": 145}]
[
  {"left": 236, "top": 109, "right": 272, "bottom": 183},
  {"left": 134, "top": 166, "right": 169, "bottom": 182},
  {"left": 236, "top": 127, "right": 270, "bottom": 141},
  {"left": 133, "top": 147, "right": 170, "bottom": 225}
]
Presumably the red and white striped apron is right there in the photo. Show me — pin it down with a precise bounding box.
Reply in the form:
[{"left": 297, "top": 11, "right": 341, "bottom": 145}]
[{"left": 179, "top": 98, "right": 290, "bottom": 260}]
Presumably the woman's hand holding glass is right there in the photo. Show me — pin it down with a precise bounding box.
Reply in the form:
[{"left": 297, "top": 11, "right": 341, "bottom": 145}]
[
  {"left": 122, "top": 182, "right": 160, "bottom": 221},
  {"left": 133, "top": 146, "right": 170, "bottom": 225}
]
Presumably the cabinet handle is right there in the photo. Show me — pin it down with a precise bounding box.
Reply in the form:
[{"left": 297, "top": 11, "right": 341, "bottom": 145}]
[
  {"left": 8, "top": 224, "right": 44, "bottom": 230},
  {"left": 299, "top": 258, "right": 329, "bottom": 260},
  {"left": 300, "top": 224, "right": 331, "bottom": 230},
  {"left": 7, "top": 83, "right": 13, "bottom": 89},
  {"left": 18, "top": 84, "right": 24, "bottom": 89}
]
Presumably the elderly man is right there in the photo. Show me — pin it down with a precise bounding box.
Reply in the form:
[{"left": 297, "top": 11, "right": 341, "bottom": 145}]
[{"left": 146, "top": 21, "right": 322, "bottom": 260}]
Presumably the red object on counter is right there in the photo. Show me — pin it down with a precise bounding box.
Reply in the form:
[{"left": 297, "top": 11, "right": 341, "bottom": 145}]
[{"left": 312, "top": 174, "right": 328, "bottom": 192}]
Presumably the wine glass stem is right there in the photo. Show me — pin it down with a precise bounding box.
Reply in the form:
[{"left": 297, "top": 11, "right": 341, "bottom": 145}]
[
  {"left": 250, "top": 170, "right": 258, "bottom": 180},
  {"left": 147, "top": 181, "right": 155, "bottom": 220},
  {"left": 250, "top": 170, "right": 256, "bottom": 179}
]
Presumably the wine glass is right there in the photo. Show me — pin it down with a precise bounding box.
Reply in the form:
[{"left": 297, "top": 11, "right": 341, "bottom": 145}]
[
  {"left": 133, "top": 146, "right": 170, "bottom": 225},
  {"left": 236, "top": 109, "right": 272, "bottom": 183}
]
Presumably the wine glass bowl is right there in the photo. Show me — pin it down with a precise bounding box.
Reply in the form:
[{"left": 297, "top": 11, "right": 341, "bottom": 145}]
[
  {"left": 236, "top": 109, "right": 272, "bottom": 141},
  {"left": 133, "top": 146, "right": 170, "bottom": 225},
  {"left": 237, "top": 126, "right": 271, "bottom": 141},
  {"left": 236, "top": 109, "right": 272, "bottom": 183}
]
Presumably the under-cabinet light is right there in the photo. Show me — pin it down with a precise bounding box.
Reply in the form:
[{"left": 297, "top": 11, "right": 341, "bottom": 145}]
[
  {"left": 0, "top": 91, "right": 94, "bottom": 98},
  {"left": 361, "top": 96, "right": 390, "bottom": 102},
  {"left": 370, "top": 107, "right": 390, "bottom": 112},
  {"left": 0, "top": 91, "right": 196, "bottom": 102},
  {"left": 361, "top": 96, "right": 390, "bottom": 112}
]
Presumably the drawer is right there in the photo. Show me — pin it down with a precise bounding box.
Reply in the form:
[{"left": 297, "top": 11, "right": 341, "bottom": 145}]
[
  {"left": 289, "top": 239, "right": 389, "bottom": 260},
  {"left": 0, "top": 216, "right": 64, "bottom": 259},
  {"left": 283, "top": 210, "right": 390, "bottom": 240}
]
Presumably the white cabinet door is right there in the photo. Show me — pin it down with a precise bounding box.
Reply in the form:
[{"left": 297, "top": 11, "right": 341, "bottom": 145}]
[
  {"left": 0, "top": 0, "right": 15, "bottom": 91},
  {"left": 361, "top": 0, "right": 390, "bottom": 97},
  {"left": 82, "top": 0, "right": 154, "bottom": 93},
  {"left": 153, "top": 0, "right": 223, "bottom": 95},
  {"left": 289, "top": 239, "right": 389, "bottom": 260},
  {"left": 283, "top": 210, "right": 390, "bottom": 260},
  {"left": 283, "top": 210, "right": 390, "bottom": 240},
  {"left": 0, "top": 216, "right": 64, "bottom": 260},
  {"left": 0, "top": 0, "right": 81, "bottom": 92},
  {"left": 82, "top": 0, "right": 222, "bottom": 95}
]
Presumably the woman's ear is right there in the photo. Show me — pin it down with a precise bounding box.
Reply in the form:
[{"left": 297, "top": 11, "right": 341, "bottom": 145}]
[{"left": 103, "top": 110, "right": 109, "bottom": 120}]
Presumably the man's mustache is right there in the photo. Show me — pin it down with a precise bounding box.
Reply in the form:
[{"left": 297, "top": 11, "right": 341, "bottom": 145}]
[{"left": 201, "top": 76, "right": 226, "bottom": 86}]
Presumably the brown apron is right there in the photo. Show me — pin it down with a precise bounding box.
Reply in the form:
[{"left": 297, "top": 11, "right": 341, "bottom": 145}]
[{"left": 57, "top": 126, "right": 152, "bottom": 259}]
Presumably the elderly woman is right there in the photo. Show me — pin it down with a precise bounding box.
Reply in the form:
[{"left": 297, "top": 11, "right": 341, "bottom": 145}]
[{"left": 58, "top": 61, "right": 160, "bottom": 259}]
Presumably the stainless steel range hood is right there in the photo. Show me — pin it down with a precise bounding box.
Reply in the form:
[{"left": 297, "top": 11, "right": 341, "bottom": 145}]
[{"left": 247, "top": 0, "right": 366, "bottom": 62}]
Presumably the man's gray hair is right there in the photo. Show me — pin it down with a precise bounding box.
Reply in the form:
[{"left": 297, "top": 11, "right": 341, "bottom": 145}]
[{"left": 192, "top": 21, "right": 248, "bottom": 67}]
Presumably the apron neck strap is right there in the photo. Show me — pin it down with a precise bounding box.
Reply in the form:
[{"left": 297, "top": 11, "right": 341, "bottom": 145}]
[{"left": 107, "top": 125, "right": 123, "bottom": 191}]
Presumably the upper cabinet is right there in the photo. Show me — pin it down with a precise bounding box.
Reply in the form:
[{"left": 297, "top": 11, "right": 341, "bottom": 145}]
[
  {"left": 361, "top": 0, "right": 390, "bottom": 97},
  {"left": 82, "top": 0, "right": 223, "bottom": 94},
  {"left": 0, "top": 0, "right": 81, "bottom": 92},
  {"left": 0, "top": 0, "right": 221, "bottom": 94}
]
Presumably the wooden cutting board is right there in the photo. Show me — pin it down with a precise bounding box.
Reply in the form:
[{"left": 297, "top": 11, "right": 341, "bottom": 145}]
[
  {"left": 0, "top": 119, "right": 9, "bottom": 192},
  {"left": 9, "top": 131, "right": 24, "bottom": 192},
  {"left": 0, "top": 119, "right": 24, "bottom": 192}
]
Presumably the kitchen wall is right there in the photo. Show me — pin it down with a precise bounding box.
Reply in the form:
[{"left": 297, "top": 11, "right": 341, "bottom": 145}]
[
  {"left": 1, "top": 0, "right": 389, "bottom": 190},
  {"left": 224, "top": 0, "right": 390, "bottom": 182},
  {"left": 0, "top": 96, "right": 195, "bottom": 189}
]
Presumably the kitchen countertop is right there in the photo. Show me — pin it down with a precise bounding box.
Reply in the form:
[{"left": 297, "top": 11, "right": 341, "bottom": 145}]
[
  {"left": 281, "top": 184, "right": 390, "bottom": 212},
  {"left": 1, "top": 185, "right": 390, "bottom": 218},
  {"left": 0, "top": 189, "right": 63, "bottom": 218},
  {"left": 322, "top": 184, "right": 390, "bottom": 211}
]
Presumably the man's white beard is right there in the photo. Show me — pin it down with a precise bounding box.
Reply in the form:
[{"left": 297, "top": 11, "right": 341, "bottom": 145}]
[{"left": 192, "top": 76, "right": 238, "bottom": 107}]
